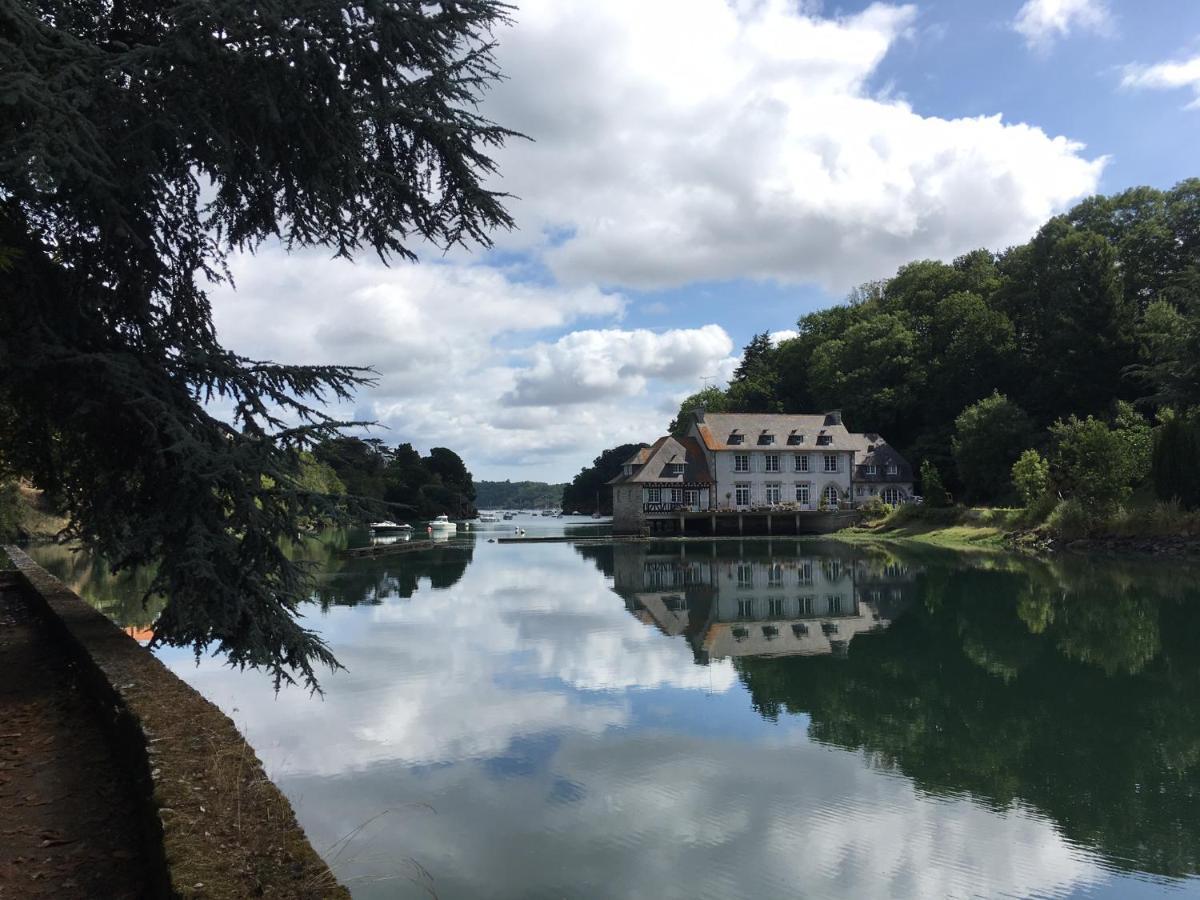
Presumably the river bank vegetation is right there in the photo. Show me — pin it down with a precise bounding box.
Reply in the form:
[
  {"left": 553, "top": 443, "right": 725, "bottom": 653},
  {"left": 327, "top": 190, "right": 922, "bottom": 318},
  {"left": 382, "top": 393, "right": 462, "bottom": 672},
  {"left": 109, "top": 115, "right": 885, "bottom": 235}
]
[
  {"left": 475, "top": 480, "right": 568, "bottom": 510},
  {"left": 673, "top": 181, "right": 1200, "bottom": 545}
]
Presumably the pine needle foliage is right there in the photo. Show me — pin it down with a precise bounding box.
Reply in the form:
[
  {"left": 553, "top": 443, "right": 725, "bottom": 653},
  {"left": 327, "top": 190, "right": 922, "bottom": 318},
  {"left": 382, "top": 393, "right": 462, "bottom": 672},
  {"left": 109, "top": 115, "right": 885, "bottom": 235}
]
[{"left": 0, "top": 0, "right": 518, "bottom": 689}]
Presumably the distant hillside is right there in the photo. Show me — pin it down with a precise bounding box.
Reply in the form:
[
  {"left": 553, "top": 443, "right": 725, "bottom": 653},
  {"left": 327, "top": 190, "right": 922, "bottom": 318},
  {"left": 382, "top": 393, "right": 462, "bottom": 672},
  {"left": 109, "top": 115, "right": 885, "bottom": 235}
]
[{"left": 475, "top": 480, "right": 568, "bottom": 510}]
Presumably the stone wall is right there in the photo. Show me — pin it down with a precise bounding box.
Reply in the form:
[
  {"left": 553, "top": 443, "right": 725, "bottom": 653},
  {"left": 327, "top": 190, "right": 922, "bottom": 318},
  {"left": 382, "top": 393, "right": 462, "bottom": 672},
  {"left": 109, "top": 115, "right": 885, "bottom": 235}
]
[
  {"left": 611, "top": 484, "right": 645, "bottom": 534},
  {"left": 3, "top": 546, "right": 350, "bottom": 900}
]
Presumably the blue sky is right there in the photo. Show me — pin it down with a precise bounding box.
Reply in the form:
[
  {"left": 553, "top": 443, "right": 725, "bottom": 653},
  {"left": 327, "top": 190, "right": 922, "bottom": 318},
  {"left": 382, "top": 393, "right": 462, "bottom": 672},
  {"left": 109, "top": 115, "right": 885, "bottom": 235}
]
[{"left": 210, "top": 0, "right": 1200, "bottom": 482}]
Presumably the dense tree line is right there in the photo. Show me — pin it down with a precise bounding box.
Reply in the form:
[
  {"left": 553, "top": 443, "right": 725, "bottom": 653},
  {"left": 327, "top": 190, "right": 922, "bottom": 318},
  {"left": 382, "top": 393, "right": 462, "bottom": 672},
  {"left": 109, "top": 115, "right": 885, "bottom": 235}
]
[
  {"left": 672, "top": 181, "right": 1200, "bottom": 518},
  {"left": 562, "top": 443, "right": 648, "bottom": 515},
  {"left": 475, "top": 480, "right": 568, "bottom": 510},
  {"left": 313, "top": 438, "right": 477, "bottom": 521}
]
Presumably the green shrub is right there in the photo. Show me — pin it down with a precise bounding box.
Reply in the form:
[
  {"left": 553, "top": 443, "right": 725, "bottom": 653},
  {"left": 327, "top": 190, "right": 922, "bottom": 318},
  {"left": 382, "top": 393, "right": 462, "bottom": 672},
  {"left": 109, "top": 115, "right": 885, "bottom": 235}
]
[
  {"left": 1011, "top": 449, "right": 1050, "bottom": 506},
  {"left": 1047, "top": 498, "right": 1101, "bottom": 540},
  {"left": 952, "top": 392, "right": 1035, "bottom": 503},
  {"left": 1152, "top": 414, "right": 1200, "bottom": 510},
  {"left": 1049, "top": 415, "right": 1137, "bottom": 516},
  {"left": 859, "top": 497, "right": 892, "bottom": 521},
  {"left": 920, "top": 460, "right": 950, "bottom": 507}
]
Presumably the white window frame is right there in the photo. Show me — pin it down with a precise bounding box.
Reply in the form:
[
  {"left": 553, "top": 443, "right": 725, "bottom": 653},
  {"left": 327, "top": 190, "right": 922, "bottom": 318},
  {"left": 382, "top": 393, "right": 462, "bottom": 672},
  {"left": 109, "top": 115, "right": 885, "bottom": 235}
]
[
  {"left": 684, "top": 488, "right": 700, "bottom": 508},
  {"left": 736, "top": 563, "right": 754, "bottom": 588},
  {"left": 882, "top": 487, "right": 902, "bottom": 505},
  {"left": 764, "top": 454, "right": 780, "bottom": 473},
  {"left": 886, "top": 462, "right": 899, "bottom": 476},
  {"left": 646, "top": 487, "right": 661, "bottom": 503},
  {"left": 734, "top": 453, "right": 749, "bottom": 473},
  {"left": 670, "top": 487, "right": 683, "bottom": 504},
  {"left": 795, "top": 483, "right": 810, "bottom": 506},
  {"left": 735, "top": 483, "right": 751, "bottom": 507},
  {"left": 765, "top": 483, "right": 781, "bottom": 505},
  {"left": 794, "top": 454, "right": 810, "bottom": 473},
  {"left": 822, "top": 483, "right": 841, "bottom": 507},
  {"left": 866, "top": 463, "right": 877, "bottom": 475},
  {"left": 823, "top": 453, "right": 839, "bottom": 473}
]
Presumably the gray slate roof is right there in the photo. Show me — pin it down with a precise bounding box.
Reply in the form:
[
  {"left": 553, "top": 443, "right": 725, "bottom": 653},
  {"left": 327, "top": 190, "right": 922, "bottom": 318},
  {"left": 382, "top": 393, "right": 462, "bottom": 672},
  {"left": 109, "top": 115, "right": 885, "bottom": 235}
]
[{"left": 608, "top": 435, "right": 713, "bottom": 485}]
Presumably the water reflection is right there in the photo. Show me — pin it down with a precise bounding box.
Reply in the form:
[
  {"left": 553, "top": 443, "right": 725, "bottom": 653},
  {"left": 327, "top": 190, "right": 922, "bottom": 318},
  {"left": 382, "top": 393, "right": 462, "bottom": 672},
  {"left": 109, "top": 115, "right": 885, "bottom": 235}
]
[
  {"left": 24, "top": 535, "right": 1200, "bottom": 899},
  {"left": 608, "top": 541, "right": 917, "bottom": 662}
]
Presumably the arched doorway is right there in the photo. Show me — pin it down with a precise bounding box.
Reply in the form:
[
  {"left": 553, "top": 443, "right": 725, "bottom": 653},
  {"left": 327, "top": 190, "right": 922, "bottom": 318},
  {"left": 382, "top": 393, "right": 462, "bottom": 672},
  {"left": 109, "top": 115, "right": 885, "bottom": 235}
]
[{"left": 822, "top": 483, "right": 841, "bottom": 509}]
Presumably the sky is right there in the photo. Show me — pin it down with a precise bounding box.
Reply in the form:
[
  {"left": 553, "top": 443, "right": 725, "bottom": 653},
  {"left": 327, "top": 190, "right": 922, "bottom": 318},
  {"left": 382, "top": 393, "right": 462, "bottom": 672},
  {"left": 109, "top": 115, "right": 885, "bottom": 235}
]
[{"left": 210, "top": 0, "right": 1200, "bottom": 483}]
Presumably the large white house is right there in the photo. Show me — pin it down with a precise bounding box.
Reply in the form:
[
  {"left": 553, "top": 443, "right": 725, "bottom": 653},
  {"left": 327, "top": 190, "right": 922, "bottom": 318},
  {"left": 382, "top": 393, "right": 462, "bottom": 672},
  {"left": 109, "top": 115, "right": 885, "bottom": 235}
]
[{"left": 610, "top": 410, "right": 914, "bottom": 534}]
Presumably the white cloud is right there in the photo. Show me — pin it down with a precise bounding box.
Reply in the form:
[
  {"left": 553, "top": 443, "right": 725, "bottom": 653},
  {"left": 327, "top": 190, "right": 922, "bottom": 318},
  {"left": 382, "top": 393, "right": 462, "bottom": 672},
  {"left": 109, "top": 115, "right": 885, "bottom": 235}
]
[
  {"left": 1122, "top": 53, "right": 1200, "bottom": 109},
  {"left": 480, "top": 0, "right": 1105, "bottom": 290},
  {"left": 1013, "top": 0, "right": 1111, "bottom": 49},
  {"left": 769, "top": 329, "right": 800, "bottom": 346},
  {"left": 210, "top": 247, "right": 722, "bottom": 479},
  {"left": 503, "top": 325, "right": 736, "bottom": 407}
]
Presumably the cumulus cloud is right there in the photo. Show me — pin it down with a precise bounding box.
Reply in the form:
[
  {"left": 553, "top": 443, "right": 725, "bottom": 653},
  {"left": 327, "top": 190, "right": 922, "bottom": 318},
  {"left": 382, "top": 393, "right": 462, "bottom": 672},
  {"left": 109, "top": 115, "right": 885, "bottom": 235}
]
[
  {"left": 1122, "top": 53, "right": 1200, "bottom": 109},
  {"left": 210, "top": 247, "right": 721, "bottom": 478},
  {"left": 480, "top": 0, "right": 1105, "bottom": 290},
  {"left": 1013, "top": 0, "right": 1111, "bottom": 49},
  {"left": 503, "top": 325, "right": 736, "bottom": 407},
  {"left": 769, "top": 329, "right": 800, "bottom": 346}
]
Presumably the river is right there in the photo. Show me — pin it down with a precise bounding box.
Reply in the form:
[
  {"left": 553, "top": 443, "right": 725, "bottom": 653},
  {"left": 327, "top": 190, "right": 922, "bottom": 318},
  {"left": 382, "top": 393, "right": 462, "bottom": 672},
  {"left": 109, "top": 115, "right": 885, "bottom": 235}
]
[{"left": 27, "top": 522, "right": 1200, "bottom": 899}]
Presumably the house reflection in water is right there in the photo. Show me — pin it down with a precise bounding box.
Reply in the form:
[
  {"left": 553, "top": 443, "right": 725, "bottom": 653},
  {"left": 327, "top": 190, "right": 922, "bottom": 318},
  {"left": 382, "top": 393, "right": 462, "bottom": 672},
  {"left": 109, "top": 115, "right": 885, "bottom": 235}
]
[{"left": 611, "top": 541, "right": 917, "bottom": 662}]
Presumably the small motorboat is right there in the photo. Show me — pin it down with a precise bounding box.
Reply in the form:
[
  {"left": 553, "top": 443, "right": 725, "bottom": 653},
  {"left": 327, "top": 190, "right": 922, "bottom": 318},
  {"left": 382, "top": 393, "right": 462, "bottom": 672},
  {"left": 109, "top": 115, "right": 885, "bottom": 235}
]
[
  {"left": 370, "top": 521, "right": 413, "bottom": 534},
  {"left": 478, "top": 512, "right": 500, "bottom": 523},
  {"left": 429, "top": 514, "right": 456, "bottom": 531},
  {"left": 502, "top": 512, "right": 515, "bottom": 520}
]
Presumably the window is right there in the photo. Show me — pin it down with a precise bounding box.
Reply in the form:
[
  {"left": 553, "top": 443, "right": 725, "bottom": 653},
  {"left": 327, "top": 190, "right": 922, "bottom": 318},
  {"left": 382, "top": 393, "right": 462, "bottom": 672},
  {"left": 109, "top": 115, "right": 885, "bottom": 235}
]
[
  {"left": 768, "top": 598, "right": 784, "bottom": 617},
  {"left": 646, "top": 487, "right": 661, "bottom": 503},
  {"left": 736, "top": 564, "right": 753, "bottom": 588},
  {"left": 735, "top": 483, "right": 751, "bottom": 507},
  {"left": 764, "top": 454, "right": 780, "bottom": 472},
  {"left": 866, "top": 464, "right": 877, "bottom": 475},
  {"left": 768, "top": 565, "right": 783, "bottom": 587},
  {"left": 829, "top": 595, "right": 843, "bottom": 615},
  {"left": 795, "top": 483, "right": 810, "bottom": 506},
  {"left": 882, "top": 487, "right": 902, "bottom": 505},
  {"left": 823, "top": 454, "right": 839, "bottom": 473},
  {"left": 734, "top": 453, "right": 749, "bottom": 473},
  {"left": 798, "top": 561, "right": 813, "bottom": 585},
  {"left": 758, "top": 432, "right": 775, "bottom": 445},
  {"left": 794, "top": 454, "right": 810, "bottom": 472},
  {"left": 822, "top": 483, "right": 841, "bottom": 507},
  {"left": 765, "top": 483, "right": 781, "bottom": 505},
  {"left": 817, "top": 434, "right": 832, "bottom": 446},
  {"left": 728, "top": 431, "right": 744, "bottom": 445},
  {"left": 670, "top": 487, "right": 683, "bottom": 504},
  {"left": 737, "top": 598, "right": 754, "bottom": 618},
  {"left": 886, "top": 462, "right": 899, "bottom": 476},
  {"left": 800, "top": 596, "right": 815, "bottom": 616},
  {"left": 685, "top": 489, "right": 700, "bottom": 507},
  {"left": 787, "top": 432, "right": 804, "bottom": 445},
  {"left": 667, "top": 462, "right": 685, "bottom": 476}
]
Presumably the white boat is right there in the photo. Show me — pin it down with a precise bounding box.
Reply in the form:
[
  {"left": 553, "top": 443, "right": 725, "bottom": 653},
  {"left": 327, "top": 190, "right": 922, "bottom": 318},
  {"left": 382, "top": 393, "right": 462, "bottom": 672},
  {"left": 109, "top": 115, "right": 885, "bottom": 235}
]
[
  {"left": 478, "top": 512, "right": 500, "bottom": 523},
  {"left": 369, "top": 521, "right": 413, "bottom": 534},
  {"left": 429, "top": 515, "right": 457, "bottom": 531}
]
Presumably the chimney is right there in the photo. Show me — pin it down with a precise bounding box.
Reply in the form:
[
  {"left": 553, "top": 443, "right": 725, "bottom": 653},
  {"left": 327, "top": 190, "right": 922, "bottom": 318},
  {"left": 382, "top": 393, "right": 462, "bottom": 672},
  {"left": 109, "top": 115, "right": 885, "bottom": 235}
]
[
  {"left": 692, "top": 402, "right": 706, "bottom": 424},
  {"left": 824, "top": 410, "right": 843, "bottom": 427}
]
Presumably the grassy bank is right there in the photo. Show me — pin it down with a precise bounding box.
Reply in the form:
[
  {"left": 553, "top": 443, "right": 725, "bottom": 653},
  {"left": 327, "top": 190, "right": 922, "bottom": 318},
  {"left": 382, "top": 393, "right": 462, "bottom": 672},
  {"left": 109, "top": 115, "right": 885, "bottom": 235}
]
[
  {"left": 837, "top": 505, "right": 1021, "bottom": 551},
  {"left": 839, "top": 498, "right": 1200, "bottom": 554}
]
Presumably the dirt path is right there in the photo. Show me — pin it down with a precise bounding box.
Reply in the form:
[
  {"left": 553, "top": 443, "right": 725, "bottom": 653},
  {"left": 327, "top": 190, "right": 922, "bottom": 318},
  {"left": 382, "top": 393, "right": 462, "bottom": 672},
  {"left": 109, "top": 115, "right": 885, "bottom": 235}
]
[{"left": 0, "top": 575, "right": 146, "bottom": 899}]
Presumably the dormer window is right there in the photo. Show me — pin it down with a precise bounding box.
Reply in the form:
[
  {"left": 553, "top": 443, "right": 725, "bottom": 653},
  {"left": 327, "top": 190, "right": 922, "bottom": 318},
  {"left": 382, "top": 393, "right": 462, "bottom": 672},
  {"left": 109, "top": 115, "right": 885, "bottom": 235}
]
[
  {"left": 758, "top": 431, "right": 775, "bottom": 445},
  {"left": 787, "top": 431, "right": 804, "bottom": 445},
  {"left": 866, "top": 464, "right": 877, "bottom": 476},
  {"left": 816, "top": 434, "right": 832, "bottom": 446},
  {"left": 886, "top": 463, "right": 898, "bottom": 476},
  {"left": 666, "top": 463, "right": 685, "bottom": 476},
  {"left": 728, "top": 430, "right": 744, "bottom": 445}
]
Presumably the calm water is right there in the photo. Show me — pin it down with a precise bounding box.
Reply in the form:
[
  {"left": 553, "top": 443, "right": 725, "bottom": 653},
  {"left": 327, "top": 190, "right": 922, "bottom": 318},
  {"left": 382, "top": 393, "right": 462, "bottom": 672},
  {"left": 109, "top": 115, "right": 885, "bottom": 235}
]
[{"left": 27, "top": 525, "right": 1200, "bottom": 899}]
